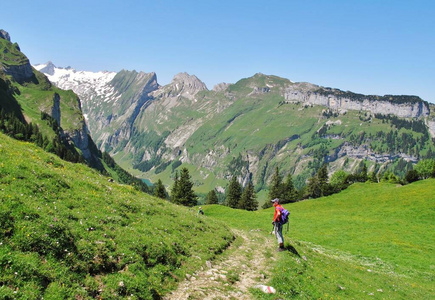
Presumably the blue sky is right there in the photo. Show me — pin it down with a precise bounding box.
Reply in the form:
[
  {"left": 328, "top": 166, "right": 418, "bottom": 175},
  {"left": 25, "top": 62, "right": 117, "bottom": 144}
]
[{"left": 3, "top": 0, "right": 435, "bottom": 103}]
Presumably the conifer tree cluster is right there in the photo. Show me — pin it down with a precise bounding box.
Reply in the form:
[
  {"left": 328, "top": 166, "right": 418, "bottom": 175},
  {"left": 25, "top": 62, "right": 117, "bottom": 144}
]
[
  {"left": 0, "top": 109, "right": 83, "bottom": 164},
  {"left": 262, "top": 167, "right": 298, "bottom": 209},
  {"left": 306, "top": 163, "right": 369, "bottom": 199},
  {"left": 153, "top": 179, "right": 168, "bottom": 199},
  {"left": 224, "top": 176, "right": 258, "bottom": 211},
  {"left": 170, "top": 168, "right": 197, "bottom": 207},
  {"left": 205, "top": 189, "right": 219, "bottom": 204}
]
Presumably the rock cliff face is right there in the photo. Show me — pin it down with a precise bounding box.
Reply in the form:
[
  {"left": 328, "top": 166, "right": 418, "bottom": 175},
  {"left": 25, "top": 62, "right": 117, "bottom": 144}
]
[
  {"left": 51, "top": 93, "right": 61, "bottom": 125},
  {"left": 0, "top": 30, "right": 34, "bottom": 83},
  {"left": 327, "top": 142, "right": 418, "bottom": 164},
  {"left": 427, "top": 120, "right": 435, "bottom": 138},
  {"left": 284, "top": 84, "right": 429, "bottom": 118},
  {"left": 66, "top": 124, "right": 92, "bottom": 160},
  {"left": 2, "top": 61, "right": 34, "bottom": 83},
  {"left": 97, "top": 71, "right": 159, "bottom": 151}
]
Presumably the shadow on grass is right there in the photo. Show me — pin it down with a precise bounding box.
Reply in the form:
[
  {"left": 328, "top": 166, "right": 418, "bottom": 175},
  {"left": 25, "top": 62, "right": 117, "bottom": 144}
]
[{"left": 284, "top": 243, "right": 300, "bottom": 257}]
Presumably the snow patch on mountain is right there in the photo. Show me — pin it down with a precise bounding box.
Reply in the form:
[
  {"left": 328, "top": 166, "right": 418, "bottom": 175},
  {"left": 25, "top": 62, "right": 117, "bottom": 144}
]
[{"left": 34, "top": 62, "right": 119, "bottom": 121}]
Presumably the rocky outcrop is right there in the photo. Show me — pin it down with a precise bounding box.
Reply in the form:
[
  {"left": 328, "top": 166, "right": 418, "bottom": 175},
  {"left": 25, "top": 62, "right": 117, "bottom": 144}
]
[
  {"left": 0, "top": 30, "right": 34, "bottom": 83},
  {"left": 65, "top": 124, "right": 92, "bottom": 160},
  {"left": 51, "top": 93, "right": 61, "bottom": 125},
  {"left": 37, "top": 61, "right": 56, "bottom": 76},
  {"left": 163, "top": 72, "right": 208, "bottom": 100},
  {"left": 284, "top": 84, "right": 430, "bottom": 118},
  {"left": 0, "top": 29, "right": 11, "bottom": 41},
  {"left": 327, "top": 142, "right": 418, "bottom": 164},
  {"left": 2, "top": 62, "right": 34, "bottom": 83},
  {"left": 249, "top": 86, "right": 270, "bottom": 96},
  {"left": 427, "top": 119, "right": 435, "bottom": 138},
  {"left": 213, "top": 82, "right": 230, "bottom": 92}
]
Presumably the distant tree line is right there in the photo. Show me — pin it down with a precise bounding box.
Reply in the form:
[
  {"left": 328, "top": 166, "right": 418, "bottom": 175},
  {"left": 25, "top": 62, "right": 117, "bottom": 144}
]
[
  {"left": 154, "top": 157, "right": 435, "bottom": 209},
  {"left": 301, "top": 158, "right": 435, "bottom": 200},
  {"left": 315, "top": 88, "right": 424, "bottom": 105},
  {"left": 224, "top": 176, "right": 259, "bottom": 211},
  {"left": 374, "top": 114, "right": 427, "bottom": 134}
]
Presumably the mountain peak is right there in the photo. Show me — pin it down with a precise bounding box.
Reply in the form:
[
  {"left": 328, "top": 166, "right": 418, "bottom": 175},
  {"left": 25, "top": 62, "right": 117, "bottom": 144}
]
[
  {"left": 170, "top": 72, "right": 208, "bottom": 95},
  {"left": 37, "top": 61, "right": 57, "bottom": 76},
  {"left": 213, "top": 82, "right": 231, "bottom": 92},
  {"left": 0, "top": 29, "right": 11, "bottom": 42}
]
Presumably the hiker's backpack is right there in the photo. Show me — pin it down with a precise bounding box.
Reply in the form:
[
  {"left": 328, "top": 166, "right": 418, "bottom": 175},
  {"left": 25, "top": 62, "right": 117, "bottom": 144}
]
[{"left": 279, "top": 206, "right": 290, "bottom": 224}]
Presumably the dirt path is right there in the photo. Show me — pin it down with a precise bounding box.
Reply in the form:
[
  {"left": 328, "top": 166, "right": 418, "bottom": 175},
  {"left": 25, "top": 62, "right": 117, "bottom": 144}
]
[{"left": 164, "top": 229, "right": 278, "bottom": 300}]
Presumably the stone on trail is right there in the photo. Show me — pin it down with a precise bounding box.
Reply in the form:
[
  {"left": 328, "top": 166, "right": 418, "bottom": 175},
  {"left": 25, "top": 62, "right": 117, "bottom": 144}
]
[{"left": 254, "top": 284, "right": 276, "bottom": 294}]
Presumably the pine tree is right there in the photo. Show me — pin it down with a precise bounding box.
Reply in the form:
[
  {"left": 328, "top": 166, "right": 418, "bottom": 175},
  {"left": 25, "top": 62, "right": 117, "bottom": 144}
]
[
  {"left": 282, "top": 173, "right": 297, "bottom": 203},
  {"left": 238, "top": 181, "right": 258, "bottom": 211},
  {"left": 263, "top": 166, "right": 283, "bottom": 208},
  {"left": 317, "top": 163, "right": 330, "bottom": 196},
  {"left": 226, "top": 176, "right": 242, "bottom": 208},
  {"left": 206, "top": 189, "right": 219, "bottom": 204},
  {"left": 306, "top": 175, "right": 321, "bottom": 198},
  {"left": 360, "top": 163, "right": 368, "bottom": 182},
  {"left": 154, "top": 179, "right": 167, "bottom": 199},
  {"left": 172, "top": 168, "right": 197, "bottom": 207}
]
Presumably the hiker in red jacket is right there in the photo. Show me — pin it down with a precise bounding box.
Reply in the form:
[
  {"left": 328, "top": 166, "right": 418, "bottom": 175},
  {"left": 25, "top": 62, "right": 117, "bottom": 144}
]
[{"left": 271, "top": 198, "right": 285, "bottom": 251}]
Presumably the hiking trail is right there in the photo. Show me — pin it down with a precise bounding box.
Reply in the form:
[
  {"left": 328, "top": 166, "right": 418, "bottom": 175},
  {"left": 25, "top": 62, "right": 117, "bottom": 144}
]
[{"left": 164, "top": 229, "right": 278, "bottom": 300}]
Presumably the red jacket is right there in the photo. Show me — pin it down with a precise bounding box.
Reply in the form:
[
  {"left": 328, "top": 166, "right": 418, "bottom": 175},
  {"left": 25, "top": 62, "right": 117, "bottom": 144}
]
[{"left": 273, "top": 203, "right": 284, "bottom": 222}]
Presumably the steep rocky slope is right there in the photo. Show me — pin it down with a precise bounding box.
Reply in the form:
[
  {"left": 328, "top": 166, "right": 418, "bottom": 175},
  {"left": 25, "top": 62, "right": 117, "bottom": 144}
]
[
  {"left": 1, "top": 30, "right": 150, "bottom": 193},
  {"left": 0, "top": 33, "right": 99, "bottom": 166}
]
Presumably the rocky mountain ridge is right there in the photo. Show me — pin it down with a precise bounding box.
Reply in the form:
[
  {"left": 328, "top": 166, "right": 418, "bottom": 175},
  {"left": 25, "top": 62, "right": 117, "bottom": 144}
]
[
  {"left": 284, "top": 83, "right": 429, "bottom": 118},
  {"left": 0, "top": 31, "right": 103, "bottom": 168},
  {"left": 35, "top": 63, "right": 434, "bottom": 196}
]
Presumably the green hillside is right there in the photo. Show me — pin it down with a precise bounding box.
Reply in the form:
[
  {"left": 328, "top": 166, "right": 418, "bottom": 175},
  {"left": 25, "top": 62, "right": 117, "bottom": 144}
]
[
  {"left": 109, "top": 72, "right": 435, "bottom": 201},
  {"left": 204, "top": 180, "right": 435, "bottom": 299},
  {"left": 0, "top": 32, "right": 152, "bottom": 192},
  {"left": 0, "top": 38, "right": 28, "bottom": 66},
  {"left": 0, "top": 133, "right": 233, "bottom": 299}
]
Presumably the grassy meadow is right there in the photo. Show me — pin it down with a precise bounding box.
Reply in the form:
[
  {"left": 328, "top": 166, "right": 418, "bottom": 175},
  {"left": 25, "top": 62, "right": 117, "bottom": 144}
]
[
  {"left": 204, "top": 179, "right": 435, "bottom": 299},
  {"left": 0, "top": 133, "right": 233, "bottom": 299}
]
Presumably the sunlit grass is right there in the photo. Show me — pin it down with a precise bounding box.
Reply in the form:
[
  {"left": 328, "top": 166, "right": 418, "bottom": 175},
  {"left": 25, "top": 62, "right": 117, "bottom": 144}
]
[
  {"left": 0, "top": 133, "right": 233, "bottom": 299},
  {"left": 205, "top": 178, "right": 435, "bottom": 299}
]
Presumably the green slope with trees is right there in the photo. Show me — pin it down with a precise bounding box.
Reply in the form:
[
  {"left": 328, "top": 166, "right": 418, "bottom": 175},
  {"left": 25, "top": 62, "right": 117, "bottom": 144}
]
[
  {"left": 0, "top": 132, "right": 233, "bottom": 299},
  {"left": 0, "top": 31, "right": 151, "bottom": 193}
]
